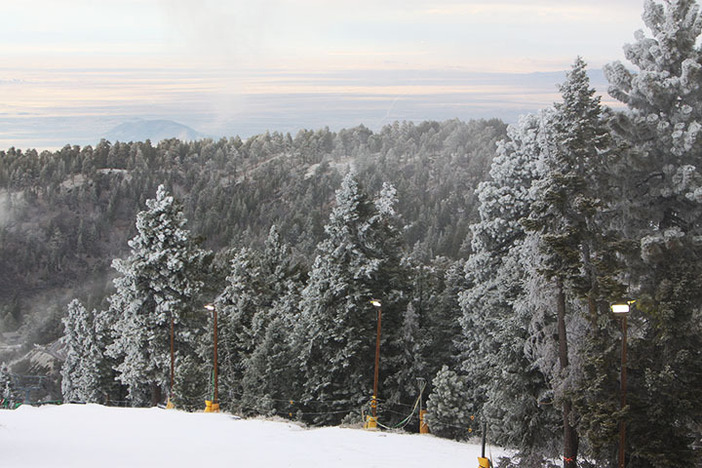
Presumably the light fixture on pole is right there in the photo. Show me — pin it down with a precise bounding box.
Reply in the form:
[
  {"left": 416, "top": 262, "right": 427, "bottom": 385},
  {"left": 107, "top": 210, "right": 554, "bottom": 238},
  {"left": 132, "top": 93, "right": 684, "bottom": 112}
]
[
  {"left": 611, "top": 300, "right": 633, "bottom": 468},
  {"left": 204, "top": 303, "right": 220, "bottom": 413},
  {"left": 366, "top": 299, "right": 382, "bottom": 430}
]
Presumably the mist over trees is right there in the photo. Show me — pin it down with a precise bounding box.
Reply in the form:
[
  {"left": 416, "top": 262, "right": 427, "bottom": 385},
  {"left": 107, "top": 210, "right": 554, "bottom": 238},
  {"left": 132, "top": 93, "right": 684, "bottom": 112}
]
[
  {"left": 2, "top": 1, "right": 702, "bottom": 467},
  {"left": 0, "top": 118, "right": 503, "bottom": 328}
]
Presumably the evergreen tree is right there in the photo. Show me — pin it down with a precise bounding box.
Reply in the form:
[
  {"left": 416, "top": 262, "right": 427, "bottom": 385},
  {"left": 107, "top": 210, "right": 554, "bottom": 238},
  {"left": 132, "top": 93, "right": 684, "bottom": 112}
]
[
  {"left": 106, "top": 185, "right": 206, "bottom": 406},
  {"left": 172, "top": 354, "right": 209, "bottom": 412},
  {"left": 460, "top": 111, "right": 561, "bottom": 460},
  {"left": 401, "top": 255, "right": 465, "bottom": 409},
  {"left": 424, "top": 365, "right": 473, "bottom": 440},
  {"left": 390, "top": 301, "right": 426, "bottom": 406},
  {"left": 364, "top": 182, "right": 414, "bottom": 412},
  {"left": 241, "top": 315, "right": 299, "bottom": 417},
  {"left": 215, "top": 226, "right": 305, "bottom": 415},
  {"left": 521, "top": 57, "right": 623, "bottom": 468},
  {"left": 0, "top": 362, "right": 19, "bottom": 406},
  {"left": 60, "top": 299, "right": 110, "bottom": 403},
  {"left": 424, "top": 258, "right": 465, "bottom": 374},
  {"left": 296, "top": 173, "right": 408, "bottom": 425},
  {"left": 239, "top": 226, "right": 305, "bottom": 416},
  {"left": 214, "top": 246, "right": 266, "bottom": 410},
  {"left": 603, "top": 2, "right": 702, "bottom": 465}
]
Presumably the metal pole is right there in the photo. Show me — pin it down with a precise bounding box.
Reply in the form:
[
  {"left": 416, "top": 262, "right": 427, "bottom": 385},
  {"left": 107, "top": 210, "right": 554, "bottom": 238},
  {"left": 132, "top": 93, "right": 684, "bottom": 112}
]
[
  {"left": 213, "top": 305, "right": 219, "bottom": 405},
  {"left": 619, "top": 313, "right": 627, "bottom": 468},
  {"left": 372, "top": 305, "right": 382, "bottom": 420},
  {"left": 170, "top": 315, "right": 175, "bottom": 397},
  {"left": 478, "top": 422, "right": 491, "bottom": 467}
]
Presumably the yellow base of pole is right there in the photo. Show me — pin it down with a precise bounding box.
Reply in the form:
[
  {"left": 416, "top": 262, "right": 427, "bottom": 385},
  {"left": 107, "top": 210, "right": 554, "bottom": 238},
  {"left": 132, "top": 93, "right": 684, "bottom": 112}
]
[
  {"left": 204, "top": 400, "right": 220, "bottom": 413},
  {"left": 364, "top": 415, "right": 378, "bottom": 430},
  {"left": 419, "top": 409, "right": 429, "bottom": 434},
  {"left": 478, "top": 457, "right": 491, "bottom": 468},
  {"left": 165, "top": 398, "right": 175, "bottom": 410}
]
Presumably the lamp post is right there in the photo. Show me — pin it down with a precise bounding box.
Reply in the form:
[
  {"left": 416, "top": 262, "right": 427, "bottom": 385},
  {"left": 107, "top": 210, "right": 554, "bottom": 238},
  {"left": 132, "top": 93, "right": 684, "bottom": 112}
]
[
  {"left": 204, "top": 303, "right": 219, "bottom": 413},
  {"left": 370, "top": 299, "right": 382, "bottom": 426},
  {"left": 611, "top": 301, "right": 632, "bottom": 468},
  {"left": 166, "top": 313, "right": 175, "bottom": 409}
]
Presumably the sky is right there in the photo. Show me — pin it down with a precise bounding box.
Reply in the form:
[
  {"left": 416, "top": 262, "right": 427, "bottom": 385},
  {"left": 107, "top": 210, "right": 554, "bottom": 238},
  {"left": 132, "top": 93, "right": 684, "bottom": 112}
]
[{"left": 0, "top": 0, "right": 649, "bottom": 149}]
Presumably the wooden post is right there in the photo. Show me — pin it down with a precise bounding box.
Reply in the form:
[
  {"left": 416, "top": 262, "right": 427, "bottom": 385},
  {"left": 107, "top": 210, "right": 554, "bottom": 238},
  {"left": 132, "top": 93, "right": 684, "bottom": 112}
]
[
  {"left": 213, "top": 305, "right": 219, "bottom": 406},
  {"left": 204, "top": 303, "right": 220, "bottom": 413},
  {"left": 170, "top": 315, "right": 175, "bottom": 396},
  {"left": 372, "top": 304, "right": 382, "bottom": 420},
  {"left": 618, "top": 313, "right": 627, "bottom": 468}
]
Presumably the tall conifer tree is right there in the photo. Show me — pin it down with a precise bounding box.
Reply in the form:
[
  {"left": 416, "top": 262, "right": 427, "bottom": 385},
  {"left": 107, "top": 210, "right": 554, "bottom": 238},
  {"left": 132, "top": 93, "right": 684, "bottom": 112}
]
[
  {"left": 107, "top": 185, "right": 205, "bottom": 406},
  {"left": 522, "top": 57, "right": 623, "bottom": 468},
  {"left": 61, "top": 299, "right": 111, "bottom": 403},
  {"left": 460, "top": 111, "right": 560, "bottom": 462},
  {"left": 604, "top": 2, "right": 702, "bottom": 465},
  {"left": 296, "top": 174, "right": 407, "bottom": 425}
]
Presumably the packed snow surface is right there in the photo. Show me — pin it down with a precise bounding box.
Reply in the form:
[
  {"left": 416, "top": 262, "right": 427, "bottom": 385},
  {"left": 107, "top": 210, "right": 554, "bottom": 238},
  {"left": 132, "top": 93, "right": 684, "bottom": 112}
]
[{"left": 0, "top": 404, "right": 506, "bottom": 467}]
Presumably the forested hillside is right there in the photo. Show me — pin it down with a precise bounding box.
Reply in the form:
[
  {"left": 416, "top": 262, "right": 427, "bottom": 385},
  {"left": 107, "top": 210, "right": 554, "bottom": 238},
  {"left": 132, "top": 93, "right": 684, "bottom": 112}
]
[
  {"left": 0, "top": 119, "right": 505, "bottom": 340},
  {"left": 2, "top": 2, "right": 702, "bottom": 467}
]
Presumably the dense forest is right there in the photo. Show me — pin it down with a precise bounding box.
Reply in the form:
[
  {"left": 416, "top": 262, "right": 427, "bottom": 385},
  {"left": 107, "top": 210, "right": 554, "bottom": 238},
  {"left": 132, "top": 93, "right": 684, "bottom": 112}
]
[
  {"left": 2, "top": 1, "right": 702, "bottom": 467},
  {"left": 0, "top": 118, "right": 503, "bottom": 330}
]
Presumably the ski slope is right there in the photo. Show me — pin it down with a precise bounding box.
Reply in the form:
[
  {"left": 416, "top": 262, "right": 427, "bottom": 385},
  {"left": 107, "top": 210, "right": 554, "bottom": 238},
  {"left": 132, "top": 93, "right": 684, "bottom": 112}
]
[{"left": 0, "top": 404, "right": 507, "bottom": 467}]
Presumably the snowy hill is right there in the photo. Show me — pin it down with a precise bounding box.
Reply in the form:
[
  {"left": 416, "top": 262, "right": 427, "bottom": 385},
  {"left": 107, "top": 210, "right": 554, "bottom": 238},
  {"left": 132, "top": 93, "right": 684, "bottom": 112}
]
[
  {"left": 104, "top": 119, "right": 203, "bottom": 142},
  {"left": 0, "top": 404, "right": 507, "bottom": 468}
]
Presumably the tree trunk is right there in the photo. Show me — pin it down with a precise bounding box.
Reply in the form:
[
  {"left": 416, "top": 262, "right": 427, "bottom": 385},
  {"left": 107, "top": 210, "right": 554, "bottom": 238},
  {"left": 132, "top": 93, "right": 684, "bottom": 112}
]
[
  {"left": 580, "top": 241, "right": 598, "bottom": 329},
  {"left": 556, "top": 279, "right": 579, "bottom": 468},
  {"left": 151, "top": 382, "right": 162, "bottom": 407}
]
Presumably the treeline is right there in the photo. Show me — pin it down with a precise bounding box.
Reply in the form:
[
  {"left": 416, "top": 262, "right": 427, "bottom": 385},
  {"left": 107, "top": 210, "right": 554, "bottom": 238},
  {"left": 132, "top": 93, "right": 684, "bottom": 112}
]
[
  {"left": 58, "top": 179, "right": 470, "bottom": 434},
  {"left": 0, "top": 118, "right": 505, "bottom": 336}
]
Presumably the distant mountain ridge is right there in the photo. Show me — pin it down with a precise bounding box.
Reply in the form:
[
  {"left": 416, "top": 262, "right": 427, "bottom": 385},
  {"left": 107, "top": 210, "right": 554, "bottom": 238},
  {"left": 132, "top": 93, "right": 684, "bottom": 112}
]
[{"left": 104, "top": 119, "right": 203, "bottom": 143}]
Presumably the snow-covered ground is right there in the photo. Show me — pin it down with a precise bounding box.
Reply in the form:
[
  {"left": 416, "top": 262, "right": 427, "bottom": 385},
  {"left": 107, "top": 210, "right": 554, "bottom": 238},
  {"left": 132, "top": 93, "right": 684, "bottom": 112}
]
[{"left": 0, "top": 404, "right": 507, "bottom": 467}]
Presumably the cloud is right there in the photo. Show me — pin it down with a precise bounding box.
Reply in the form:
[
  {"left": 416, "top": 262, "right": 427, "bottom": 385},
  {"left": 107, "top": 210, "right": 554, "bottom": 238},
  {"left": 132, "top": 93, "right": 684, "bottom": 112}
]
[
  {"left": 156, "top": 0, "right": 287, "bottom": 65},
  {"left": 418, "top": 2, "right": 642, "bottom": 24},
  {"left": 2, "top": 0, "right": 646, "bottom": 73},
  {"left": 0, "top": 0, "right": 645, "bottom": 148}
]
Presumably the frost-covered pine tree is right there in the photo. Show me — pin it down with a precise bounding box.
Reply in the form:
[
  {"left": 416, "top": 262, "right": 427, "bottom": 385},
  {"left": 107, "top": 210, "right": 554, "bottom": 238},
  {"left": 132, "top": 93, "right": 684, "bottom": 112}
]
[
  {"left": 214, "top": 246, "right": 265, "bottom": 409},
  {"left": 603, "top": 2, "right": 702, "bottom": 465},
  {"left": 424, "top": 365, "right": 473, "bottom": 440},
  {"left": 364, "top": 181, "right": 413, "bottom": 412},
  {"left": 0, "top": 362, "right": 18, "bottom": 405},
  {"left": 296, "top": 173, "right": 408, "bottom": 425},
  {"left": 424, "top": 258, "right": 465, "bottom": 374},
  {"left": 215, "top": 225, "right": 305, "bottom": 415},
  {"left": 172, "top": 354, "right": 209, "bottom": 412},
  {"left": 240, "top": 228, "right": 304, "bottom": 416},
  {"left": 107, "top": 185, "right": 205, "bottom": 406},
  {"left": 605, "top": 0, "right": 702, "bottom": 244},
  {"left": 459, "top": 110, "right": 560, "bottom": 460},
  {"left": 241, "top": 314, "right": 299, "bottom": 417},
  {"left": 521, "top": 57, "right": 624, "bottom": 468},
  {"left": 400, "top": 255, "right": 464, "bottom": 406},
  {"left": 60, "top": 299, "right": 110, "bottom": 403}
]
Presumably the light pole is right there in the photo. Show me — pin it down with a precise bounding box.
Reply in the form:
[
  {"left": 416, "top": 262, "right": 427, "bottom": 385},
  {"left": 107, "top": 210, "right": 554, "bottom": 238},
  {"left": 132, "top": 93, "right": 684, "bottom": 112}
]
[
  {"left": 611, "top": 301, "right": 632, "bottom": 468},
  {"left": 368, "top": 299, "right": 382, "bottom": 429},
  {"left": 166, "top": 313, "right": 176, "bottom": 409},
  {"left": 417, "top": 377, "right": 428, "bottom": 434},
  {"left": 204, "top": 303, "right": 220, "bottom": 413}
]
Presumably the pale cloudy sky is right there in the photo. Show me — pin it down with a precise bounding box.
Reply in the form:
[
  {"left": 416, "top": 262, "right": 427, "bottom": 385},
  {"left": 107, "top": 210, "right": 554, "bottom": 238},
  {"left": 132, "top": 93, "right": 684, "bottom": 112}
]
[{"left": 0, "top": 0, "right": 648, "bottom": 149}]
